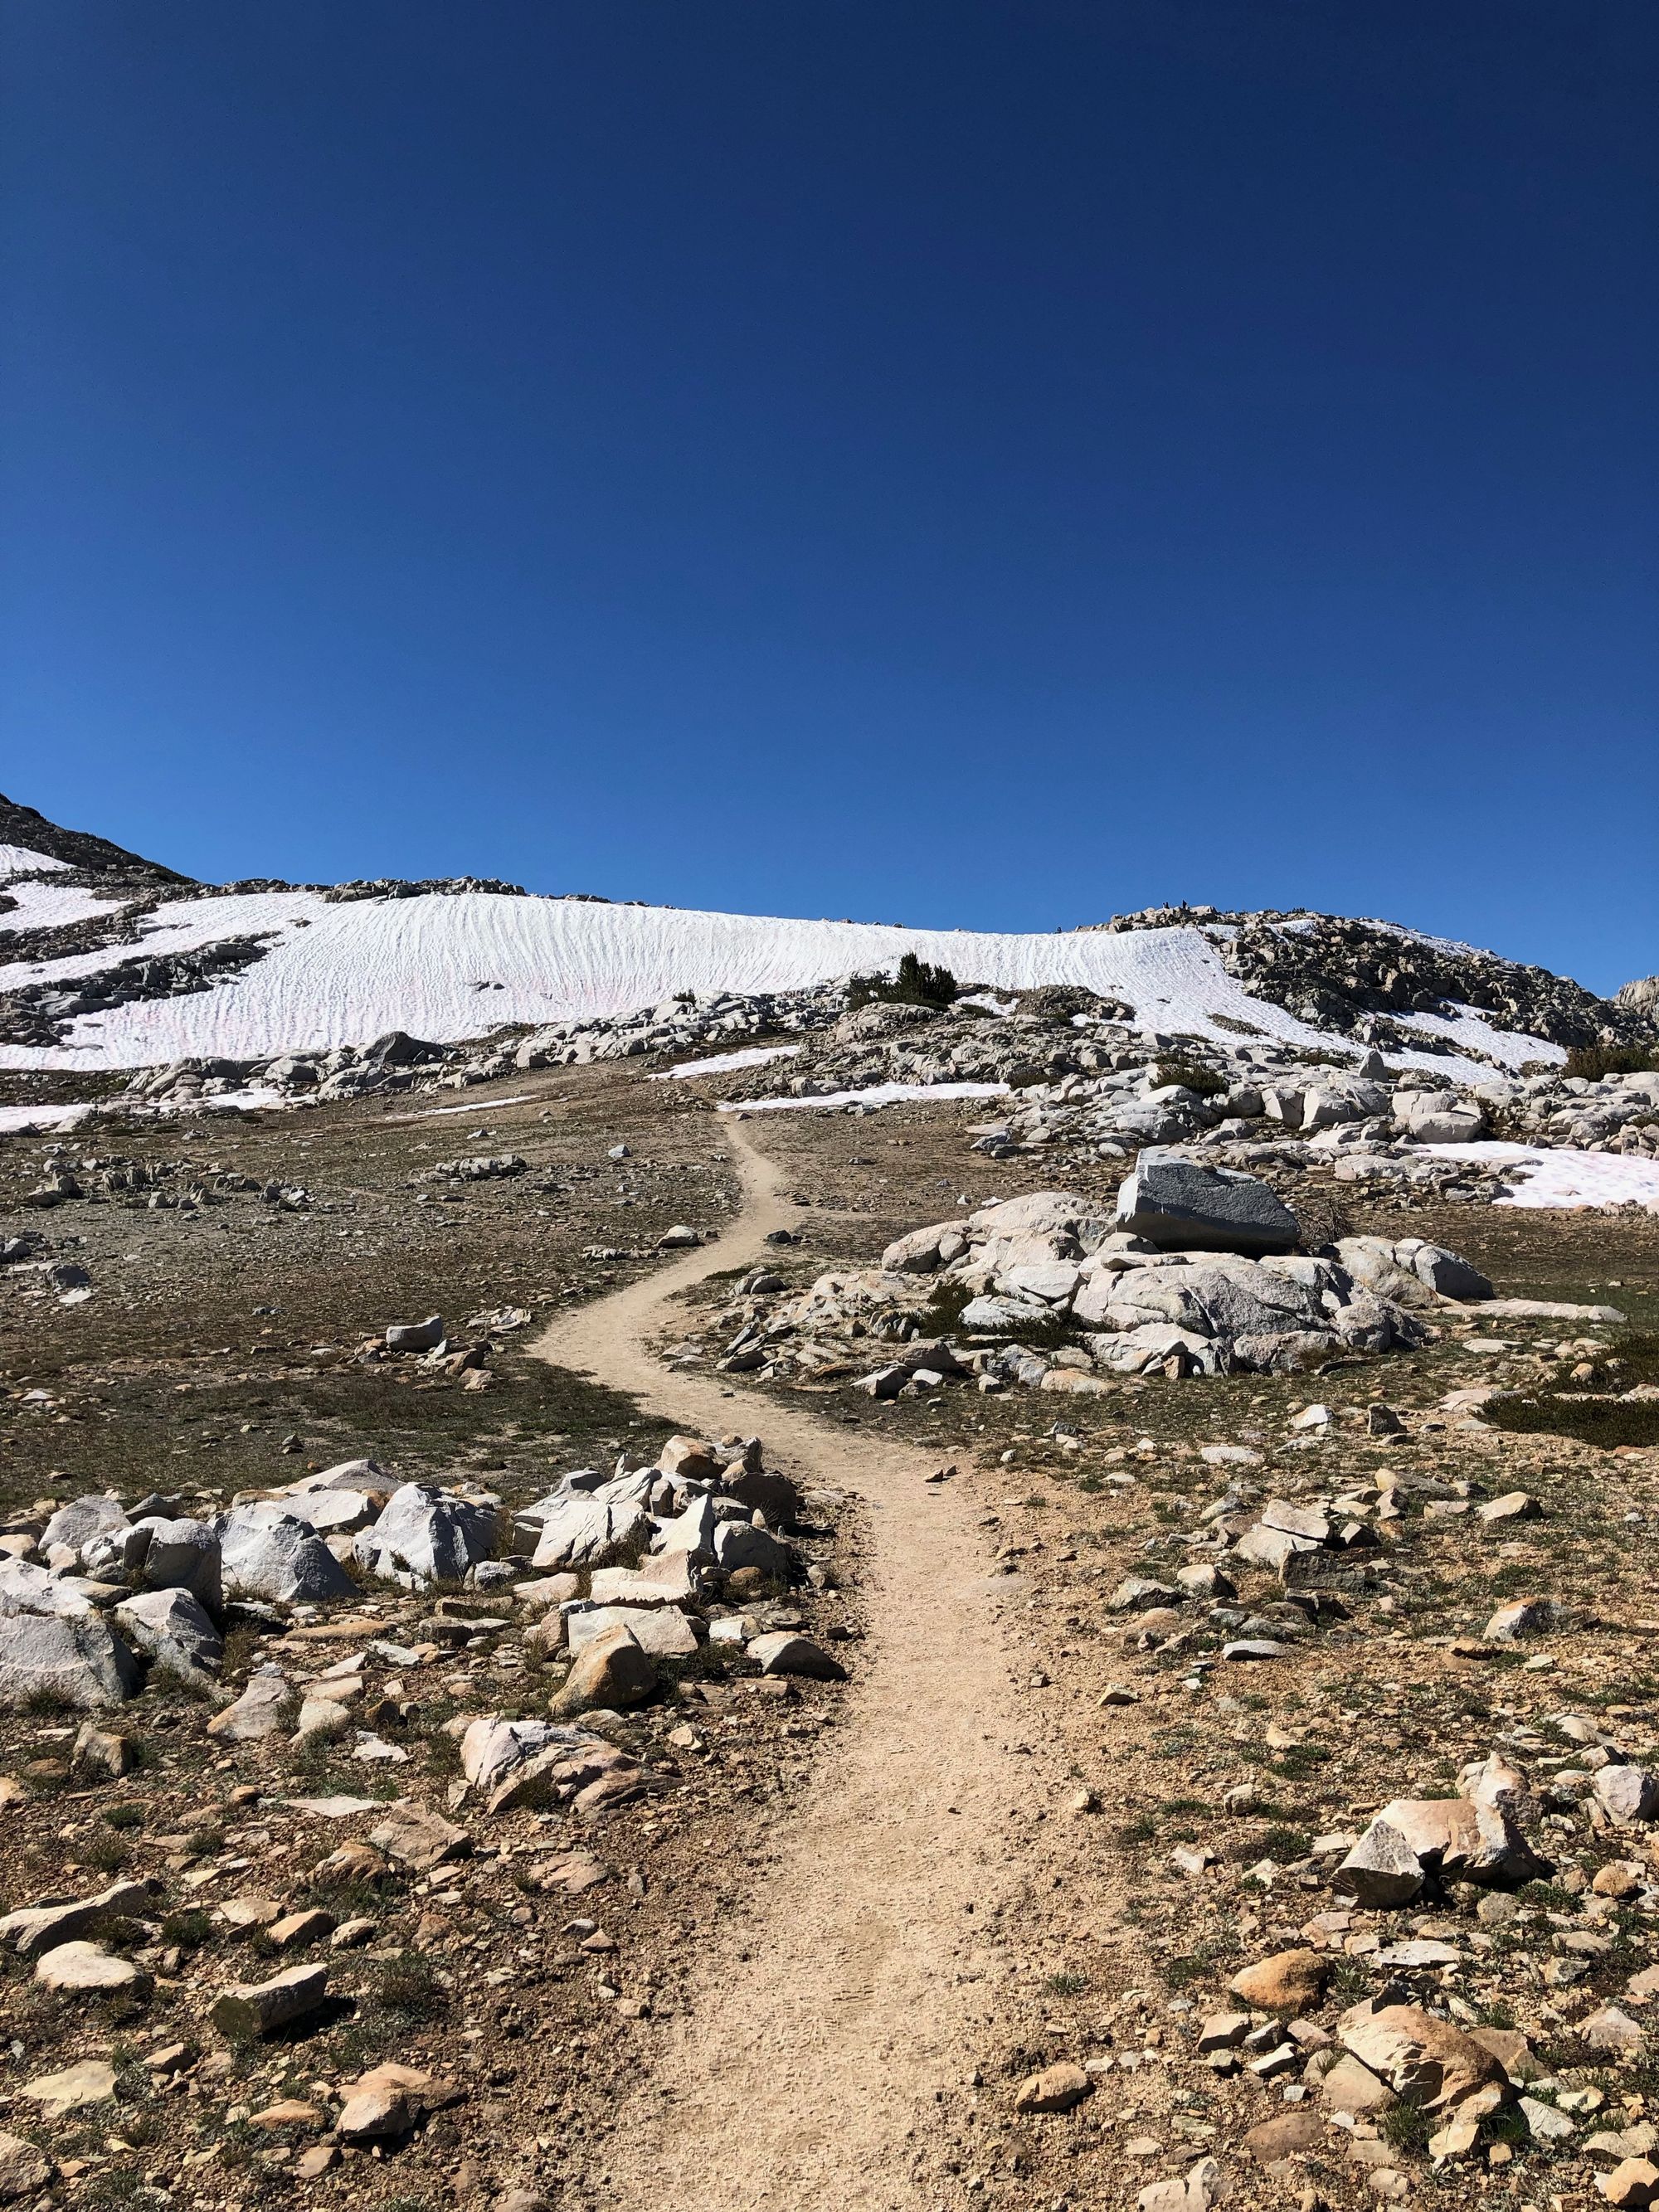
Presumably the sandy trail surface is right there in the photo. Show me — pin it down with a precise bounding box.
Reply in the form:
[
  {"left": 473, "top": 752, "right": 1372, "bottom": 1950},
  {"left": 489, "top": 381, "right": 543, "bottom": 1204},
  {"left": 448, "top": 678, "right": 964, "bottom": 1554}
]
[{"left": 532, "top": 1120, "right": 1031, "bottom": 2210}]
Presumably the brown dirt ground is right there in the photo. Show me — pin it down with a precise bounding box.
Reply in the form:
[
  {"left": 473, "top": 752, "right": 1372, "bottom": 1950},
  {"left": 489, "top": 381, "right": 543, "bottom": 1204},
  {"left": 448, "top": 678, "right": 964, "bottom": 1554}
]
[{"left": 3, "top": 1066, "right": 1659, "bottom": 2212}]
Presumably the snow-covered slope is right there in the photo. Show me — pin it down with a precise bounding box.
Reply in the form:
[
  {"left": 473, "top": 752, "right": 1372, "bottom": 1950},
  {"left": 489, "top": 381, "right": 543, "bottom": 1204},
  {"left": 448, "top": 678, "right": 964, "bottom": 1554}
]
[{"left": 0, "top": 870, "right": 1559, "bottom": 1078}]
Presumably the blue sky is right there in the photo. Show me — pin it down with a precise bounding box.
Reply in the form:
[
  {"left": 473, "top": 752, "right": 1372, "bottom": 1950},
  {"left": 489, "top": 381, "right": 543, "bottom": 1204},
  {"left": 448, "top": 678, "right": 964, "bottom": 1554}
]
[{"left": 2, "top": 2, "right": 1654, "bottom": 992}]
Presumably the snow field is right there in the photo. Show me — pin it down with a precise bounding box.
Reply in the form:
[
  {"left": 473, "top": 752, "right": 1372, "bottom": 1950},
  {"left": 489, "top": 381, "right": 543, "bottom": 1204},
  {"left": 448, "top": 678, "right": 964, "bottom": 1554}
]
[
  {"left": 0, "top": 889, "right": 1558, "bottom": 1080},
  {"left": 1423, "top": 1142, "right": 1659, "bottom": 1213}
]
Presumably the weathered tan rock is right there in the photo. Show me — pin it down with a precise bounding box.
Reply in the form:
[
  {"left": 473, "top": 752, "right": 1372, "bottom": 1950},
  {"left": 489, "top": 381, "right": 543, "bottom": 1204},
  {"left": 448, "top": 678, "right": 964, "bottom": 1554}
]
[
  {"left": 1241, "top": 2108, "right": 1324, "bottom": 2162},
  {"left": 250, "top": 2098, "right": 325, "bottom": 2130},
  {"left": 217, "top": 1894, "right": 281, "bottom": 1931},
  {"left": 0, "top": 1878, "right": 149, "bottom": 1957},
  {"left": 1230, "top": 1949, "right": 1329, "bottom": 2013},
  {"left": 0, "top": 2129, "right": 52, "bottom": 2202},
  {"left": 209, "top": 1962, "right": 328, "bottom": 2039},
  {"left": 266, "top": 1908, "right": 334, "bottom": 1950},
  {"left": 368, "top": 1799, "right": 471, "bottom": 1874},
  {"left": 205, "top": 1665, "right": 289, "bottom": 1742},
  {"left": 1318, "top": 2054, "right": 1396, "bottom": 2115},
  {"left": 1013, "top": 2061, "right": 1091, "bottom": 2113},
  {"left": 1486, "top": 1597, "right": 1557, "bottom": 1641},
  {"left": 21, "top": 2059, "right": 116, "bottom": 2118},
  {"left": 658, "top": 1436, "right": 721, "bottom": 1482},
  {"left": 34, "top": 1940, "right": 148, "bottom": 1994},
  {"left": 335, "top": 2061, "right": 463, "bottom": 2142},
  {"left": 1597, "top": 1766, "right": 1659, "bottom": 1826},
  {"left": 1595, "top": 1860, "right": 1647, "bottom": 1898},
  {"left": 70, "top": 1720, "right": 133, "bottom": 1781},
  {"left": 549, "top": 1622, "right": 656, "bottom": 1714},
  {"left": 1469, "top": 2026, "right": 1545, "bottom": 2083},
  {"left": 747, "top": 1631, "right": 847, "bottom": 1680},
  {"left": 1336, "top": 1816, "right": 1424, "bottom": 1908},
  {"left": 1601, "top": 2157, "right": 1659, "bottom": 2209},
  {"left": 1479, "top": 1491, "right": 1540, "bottom": 1524},
  {"left": 1584, "top": 2006, "right": 1647, "bottom": 2054},
  {"left": 1338, "top": 2002, "right": 1507, "bottom": 2111}
]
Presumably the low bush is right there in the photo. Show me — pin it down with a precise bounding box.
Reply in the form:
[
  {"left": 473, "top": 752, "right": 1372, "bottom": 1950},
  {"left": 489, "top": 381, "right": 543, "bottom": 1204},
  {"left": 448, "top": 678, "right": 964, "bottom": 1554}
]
[
  {"left": 847, "top": 952, "right": 958, "bottom": 1010},
  {"left": 1563, "top": 1043, "right": 1659, "bottom": 1081}
]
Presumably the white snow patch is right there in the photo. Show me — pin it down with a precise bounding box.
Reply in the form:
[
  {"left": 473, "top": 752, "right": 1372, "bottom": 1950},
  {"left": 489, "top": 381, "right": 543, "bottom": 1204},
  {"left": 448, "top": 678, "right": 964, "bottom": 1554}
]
[
  {"left": 0, "top": 1100, "right": 100, "bottom": 1135},
  {"left": 651, "top": 1045, "right": 802, "bottom": 1081},
  {"left": 1423, "top": 1142, "right": 1659, "bottom": 1213},
  {"left": 0, "top": 844, "right": 69, "bottom": 880},
  {"left": 1391, "top": 1004, "right": 1566, "bottom": 1072},
  {"left": 415, "top": 1094, "right": 539, "bottom": 1117},
  {"left": 0, "top": 887, "right": 1569, "bottom": 1085},
  {"left": 0, "top": 880, "right": 129, "bottom": 935},
  {"left": 723, "top": 1080, "right": 1010, "bottom": 1114}
]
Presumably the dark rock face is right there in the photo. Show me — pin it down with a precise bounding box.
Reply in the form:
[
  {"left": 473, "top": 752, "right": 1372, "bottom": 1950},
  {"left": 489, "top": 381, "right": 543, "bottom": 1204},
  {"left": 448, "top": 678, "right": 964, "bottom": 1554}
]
[
  {"left": 1115, "top": 1150, "right": 1301, "bottom": 1255},
  {"left": 1216, "top": 912, "right": 1643, "bottom": 1051},
  {"left": 0, "top": 792, "right": 187, "bottom": 883}
]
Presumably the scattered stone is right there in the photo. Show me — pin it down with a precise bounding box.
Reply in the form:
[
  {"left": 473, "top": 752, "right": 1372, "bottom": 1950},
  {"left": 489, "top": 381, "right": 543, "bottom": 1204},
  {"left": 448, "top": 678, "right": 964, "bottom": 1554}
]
[
  {"left": 206, "top": 1665, "right": 289, "bottom": 1742},
  {"left": 369, "top": 1800, "right": 472, "bottom": 1874},
  {"left": 1486, "top": 1597, "right": 1559, "bottom": 1641},
  {"left": 1480, "top": 1491, "right": 1540, "bottom": 1525},
  {"left": 1240, "top": 2108, "right": 1324, "bottom": 2163},
  {"left": 1338, "top": 2001, "right": 1508, "bottom": 2111},
  {"left": 1231, "top": 1950, "right": 1329, "bottom": 2013},
  {"left": 1602, "top": 2158, "right": 1659, "bottom": 2209},
  {"left": 1116, "top": 1151, "right": 1299, "bottom": 1255},
  {"left": 335, "top": 2061, "right": 462, "bottom": 2142},
  {"left": 747, "top": 1631, "right": 847, "bottom": 1680},
  {"left": 1597, "top": 1766, "right": 1659, "bottom": 1826},
  {"left": 114, "top": 1586, "right": 223, "bottom": 1680},
  {"left": 20, "top": 2059, "right": 117, "bottom": 2118},
  {"left": 69, "top": 1719, "right": 133, "bottom": 1780},
  {"left": 1584, "top": 2006, "right": 1647, "bottom": 2054},
  {"left": 34, "top": 1940, "right": 148, "bottom": 1993},
  {"left": 1013, "top": 2061, "right": 1092, "bottom": 2113},
  {"left": 209, "top": 1962, "right": 329, "bottom": 2039},
  {"left": 0, "top": 1612, "right": 139, "bottom": 1709},
  {"left": 550, "top": 1622, "right": 657, "bottom": 1714},
  {"left": 221, "top": 1511, "right": 357, "bottom": 1603},
  {"left": 0, "top": 1879, "right": 150, "bottom": 1957},
  {"left": 0, "top": 2130, "right": 52, "bottom": 2202}
]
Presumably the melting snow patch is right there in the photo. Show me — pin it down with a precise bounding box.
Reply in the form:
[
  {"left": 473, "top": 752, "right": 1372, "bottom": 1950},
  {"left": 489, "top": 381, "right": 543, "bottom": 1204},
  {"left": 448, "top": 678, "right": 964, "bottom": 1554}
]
[
  {"left": 651, "top": 1045, "right": 803, "bottom": 1081},
  {"left": 415, "top": 1094, "right": 538, "bottom": 1116},
  {"left": 1423, "top": 1142, "right": 1659, "bottom": 1213},
  {"left": 0, "top": 844, "right": 69, "bottom": 879},
  {"left": 722, "top": 1080, "right": 1011, "bottom": 1115},
  {"left": 0, "top": 1100, "right": 100, "bottom": 1135},
  {"left": 0, "top": 881, "right": 127, "bottom": 934}
]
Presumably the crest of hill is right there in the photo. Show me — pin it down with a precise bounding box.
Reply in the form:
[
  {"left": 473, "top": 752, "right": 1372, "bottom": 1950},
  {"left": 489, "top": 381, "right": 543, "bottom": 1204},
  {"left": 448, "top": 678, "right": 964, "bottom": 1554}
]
[
  {"left": 0, "top": 795, "right": 1650, "bottom": 1073},
  {"left": 0, "top": 793, "right": 188, "bottom": 885}
]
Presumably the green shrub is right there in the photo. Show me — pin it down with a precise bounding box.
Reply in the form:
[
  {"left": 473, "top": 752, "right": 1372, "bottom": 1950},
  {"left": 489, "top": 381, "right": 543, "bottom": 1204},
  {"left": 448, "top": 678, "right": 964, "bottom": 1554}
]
[
  {"left": 847, "top": 953, "right": 958, "bottom": 1010},
  {"left": 1563, "top": 1043, "right": 1659, "bottom": 1081},
  {"left": 1153, "top": 1060, "right": 1227, "bottom": 1098}
]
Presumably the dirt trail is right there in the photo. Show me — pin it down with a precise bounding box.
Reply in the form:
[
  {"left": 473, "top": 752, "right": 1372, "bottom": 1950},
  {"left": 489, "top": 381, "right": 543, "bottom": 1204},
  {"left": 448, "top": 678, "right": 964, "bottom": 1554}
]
[{"left": 532, "top": 1121, "right": 1034, "bottom": 2211}]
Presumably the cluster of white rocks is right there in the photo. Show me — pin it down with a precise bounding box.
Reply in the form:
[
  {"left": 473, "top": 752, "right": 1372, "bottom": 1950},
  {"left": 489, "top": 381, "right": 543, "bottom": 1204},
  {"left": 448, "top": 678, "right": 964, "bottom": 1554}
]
[
  {"left": 0, "top": 1421, "right": 846, "bottom": 1719},
  {"left": 707, "top": 1159, "right": 1495, "bottom": 1395}
]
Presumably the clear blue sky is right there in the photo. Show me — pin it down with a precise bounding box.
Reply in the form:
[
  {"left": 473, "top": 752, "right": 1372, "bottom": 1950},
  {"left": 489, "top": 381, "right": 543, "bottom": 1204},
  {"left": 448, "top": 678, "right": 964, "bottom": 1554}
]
[{"left": 2, "top": 3, "right": 1654, "bottom": 992}]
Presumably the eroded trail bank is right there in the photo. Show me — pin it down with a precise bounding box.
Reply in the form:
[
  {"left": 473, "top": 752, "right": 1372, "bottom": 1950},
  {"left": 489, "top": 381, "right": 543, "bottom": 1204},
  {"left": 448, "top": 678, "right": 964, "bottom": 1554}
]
[{"left": 532, "top": 1121, "right": 1033, "bottom": 2212}]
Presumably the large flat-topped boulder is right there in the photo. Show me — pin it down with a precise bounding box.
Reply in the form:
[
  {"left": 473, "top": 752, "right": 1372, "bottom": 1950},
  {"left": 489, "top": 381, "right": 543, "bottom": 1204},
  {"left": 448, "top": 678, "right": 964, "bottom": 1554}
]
[{"left": 1115, "top": 1150, "right": 1299, "bottom": 1256}]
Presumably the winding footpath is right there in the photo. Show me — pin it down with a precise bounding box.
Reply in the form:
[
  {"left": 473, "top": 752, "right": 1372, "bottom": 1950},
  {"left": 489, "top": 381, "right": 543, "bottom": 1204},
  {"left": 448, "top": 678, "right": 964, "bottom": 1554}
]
[{"left": 531, "top": 1121, "right": 1034, "bottom": 2210}]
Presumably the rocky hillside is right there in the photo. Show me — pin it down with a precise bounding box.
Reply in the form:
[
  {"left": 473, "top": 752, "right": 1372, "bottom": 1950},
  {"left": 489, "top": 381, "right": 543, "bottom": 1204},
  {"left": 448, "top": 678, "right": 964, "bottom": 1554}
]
[{"left": 0, "top": 796, "right": 1650, "bottom": 1081}]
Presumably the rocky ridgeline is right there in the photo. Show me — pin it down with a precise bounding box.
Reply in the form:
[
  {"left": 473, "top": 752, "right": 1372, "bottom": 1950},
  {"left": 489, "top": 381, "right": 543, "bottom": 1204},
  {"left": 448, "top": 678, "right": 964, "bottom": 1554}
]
[
  {"left": 1078, "top": 905, "right": 1650, "bottom": 1053},
  {"left": 698, "top": 1156, "right": 1501, "bottom": 1396}
]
